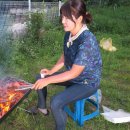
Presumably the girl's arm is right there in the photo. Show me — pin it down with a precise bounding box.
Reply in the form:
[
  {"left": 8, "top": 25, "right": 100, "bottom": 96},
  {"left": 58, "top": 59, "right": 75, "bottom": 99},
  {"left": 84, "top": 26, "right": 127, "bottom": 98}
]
[{"left": 33, "top": 64, "right": 85, "bottom": 90}]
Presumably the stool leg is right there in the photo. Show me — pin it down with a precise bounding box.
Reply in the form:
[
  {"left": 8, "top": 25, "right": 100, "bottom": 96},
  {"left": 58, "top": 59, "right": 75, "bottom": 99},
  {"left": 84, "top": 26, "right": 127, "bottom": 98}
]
[
  {"left": 78, "top": 91, "right": 100, "bottom": 126},
  {"left": 65, "top": 91, "right": 100, "bottom": 126},
  {"left": 96, "top": 92, "right": 100, "bottom": 114},
  {"left": 78, "top": 99, "right": 85, "bottom": 126},
  {"left": 64, "top": 101, "right": 80, "bottom": 121},
  {"left": 75, "top": 101, "right": 81, "bottom": 121}
]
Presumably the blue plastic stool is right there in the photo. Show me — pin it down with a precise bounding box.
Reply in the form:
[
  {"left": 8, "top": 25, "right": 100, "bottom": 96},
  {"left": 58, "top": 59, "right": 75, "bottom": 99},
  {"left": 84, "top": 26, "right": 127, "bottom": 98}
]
[{"left": 64, "top": 90, "right": 100, "bottom": 126}]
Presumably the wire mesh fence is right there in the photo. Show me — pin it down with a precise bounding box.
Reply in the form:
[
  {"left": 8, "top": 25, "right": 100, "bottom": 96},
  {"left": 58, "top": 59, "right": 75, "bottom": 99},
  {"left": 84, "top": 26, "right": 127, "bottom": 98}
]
[{"left": 0, "top": 1, "right": 59, "bottom": 37}]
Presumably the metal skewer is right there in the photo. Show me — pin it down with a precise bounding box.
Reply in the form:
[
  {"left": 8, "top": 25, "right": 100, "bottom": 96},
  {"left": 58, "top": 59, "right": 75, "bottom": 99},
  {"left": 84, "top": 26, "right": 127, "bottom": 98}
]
[{"left": 15, "top": 85, "right": 33, "bottom": 91}]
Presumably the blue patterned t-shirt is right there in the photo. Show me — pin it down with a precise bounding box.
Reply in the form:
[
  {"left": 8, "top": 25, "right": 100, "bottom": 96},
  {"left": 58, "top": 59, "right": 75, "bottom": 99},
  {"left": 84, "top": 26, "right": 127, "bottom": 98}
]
[{"left": 64, "top": 30, "right": 102, "bottom": 86}]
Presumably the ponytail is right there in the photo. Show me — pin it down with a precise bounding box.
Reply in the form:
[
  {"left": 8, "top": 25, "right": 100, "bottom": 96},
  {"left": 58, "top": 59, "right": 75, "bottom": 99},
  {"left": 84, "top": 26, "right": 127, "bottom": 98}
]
[{"left": 84, "top": 12, "right": 92, "bottom": 24}]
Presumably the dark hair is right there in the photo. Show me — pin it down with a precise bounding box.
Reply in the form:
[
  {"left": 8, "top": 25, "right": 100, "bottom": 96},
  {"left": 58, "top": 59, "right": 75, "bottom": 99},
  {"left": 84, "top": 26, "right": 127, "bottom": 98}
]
[{"left": 60, "top": 0, "right": 92, "bottom": 24}]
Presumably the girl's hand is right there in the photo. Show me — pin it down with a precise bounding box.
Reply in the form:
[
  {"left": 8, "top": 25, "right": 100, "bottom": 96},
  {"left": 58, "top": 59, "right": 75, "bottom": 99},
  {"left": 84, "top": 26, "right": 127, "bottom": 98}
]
[
  {"left": 32, "top": 78, "right": 49, "bottom": 90},
  {"left": 40, "top": 68, "right": 52, "bottom": 76}
]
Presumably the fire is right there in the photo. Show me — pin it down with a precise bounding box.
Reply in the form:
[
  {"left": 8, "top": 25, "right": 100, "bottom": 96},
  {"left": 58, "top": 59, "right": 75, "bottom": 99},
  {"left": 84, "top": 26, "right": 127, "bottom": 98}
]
[
  {"left": 0, "top": 77, "right": 30, "bottom": 119},
  {"left": 0, "top": 93, "right": 15, "bottom": 117}
]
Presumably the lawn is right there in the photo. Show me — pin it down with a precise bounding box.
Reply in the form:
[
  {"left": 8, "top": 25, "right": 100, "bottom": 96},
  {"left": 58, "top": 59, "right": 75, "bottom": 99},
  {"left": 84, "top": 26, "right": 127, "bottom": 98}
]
[{"left": 0, "top": 5, "right": 130, "bottom": 130}]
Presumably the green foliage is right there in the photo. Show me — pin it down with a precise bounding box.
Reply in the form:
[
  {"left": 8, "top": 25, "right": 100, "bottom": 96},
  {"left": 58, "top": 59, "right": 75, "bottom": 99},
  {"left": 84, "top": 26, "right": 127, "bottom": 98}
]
[
  {"left": 107, "top": 0, "right": 130, "bottom": 6},
  {"left": 0, "top": 35, "right": 13, "bottom": 66},
  {"left": 90, "top": 6, "right": 130, "bottom": 35},
  {"left": 85, "top": 0, "right": 130, "bottom": 6},
  {"left": 0, "top": 47, "right": 5, "bottom": 63},
  {"left": 22, "top": 12, "right": 62, "bottom": 54},
  {"left": 26, "top": 12, "right": 45, "bottom": 44}
]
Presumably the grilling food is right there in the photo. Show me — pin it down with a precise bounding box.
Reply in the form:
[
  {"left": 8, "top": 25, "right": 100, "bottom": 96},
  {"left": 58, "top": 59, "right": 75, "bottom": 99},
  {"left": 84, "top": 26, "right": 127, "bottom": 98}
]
[{"left": 0, "top": 77, "right": 31, "bottom": 119}]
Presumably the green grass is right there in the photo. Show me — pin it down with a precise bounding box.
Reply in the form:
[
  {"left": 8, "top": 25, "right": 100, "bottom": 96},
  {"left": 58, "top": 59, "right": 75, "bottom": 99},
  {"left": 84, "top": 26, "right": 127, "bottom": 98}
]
[{"left": 0, "top": 6, "right": 130, "bottom": 130}]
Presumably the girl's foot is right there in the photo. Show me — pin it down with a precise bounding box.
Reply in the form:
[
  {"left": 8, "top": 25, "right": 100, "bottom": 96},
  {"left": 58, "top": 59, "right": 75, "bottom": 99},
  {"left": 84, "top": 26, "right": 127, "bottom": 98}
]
[{"left": 27, "top": 106, "right": 49, "bottom": 116}]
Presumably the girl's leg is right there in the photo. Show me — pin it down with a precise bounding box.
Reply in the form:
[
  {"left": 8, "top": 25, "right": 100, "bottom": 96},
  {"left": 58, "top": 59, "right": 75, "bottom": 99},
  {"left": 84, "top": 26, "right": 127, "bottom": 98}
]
[
  {"left": 37, "top": 81, "right": 72, "bottom": 109},
  {"left": 50, "top": 84, "right": 98, "bottom": 130},
  {"left": 36, "top": 72, "right": 72, "bottom": 109},
  {"left": 36, "top": 74, "right": 47, "bottom": 109},
  {"left": 37, "top": 88, "right": 47, "bottom": 109},
  {"left": 28, "top": 73, "right": 72, "bottom": 114}
]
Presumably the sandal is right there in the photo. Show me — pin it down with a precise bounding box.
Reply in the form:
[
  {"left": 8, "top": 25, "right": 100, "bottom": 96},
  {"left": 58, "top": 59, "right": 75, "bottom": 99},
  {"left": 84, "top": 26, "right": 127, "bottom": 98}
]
[
  {"left": 27, "top": 106, "right": 38, "bottom": 115},
  {"left": 27, "top": 106, "right": 49, "bottom": 116}
]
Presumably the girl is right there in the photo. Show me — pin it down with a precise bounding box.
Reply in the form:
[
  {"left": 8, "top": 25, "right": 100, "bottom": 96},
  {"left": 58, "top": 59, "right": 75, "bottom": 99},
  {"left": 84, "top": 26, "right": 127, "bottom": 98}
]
[{"left": 30, "top": 0, "right": 102, "bottom": 130}]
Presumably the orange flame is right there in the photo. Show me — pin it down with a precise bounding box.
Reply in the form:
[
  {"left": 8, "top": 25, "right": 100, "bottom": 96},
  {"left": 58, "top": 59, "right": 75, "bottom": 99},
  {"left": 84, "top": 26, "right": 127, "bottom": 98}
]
[{"left": 0, "top": 81, "right": 29, "bottom": 119}]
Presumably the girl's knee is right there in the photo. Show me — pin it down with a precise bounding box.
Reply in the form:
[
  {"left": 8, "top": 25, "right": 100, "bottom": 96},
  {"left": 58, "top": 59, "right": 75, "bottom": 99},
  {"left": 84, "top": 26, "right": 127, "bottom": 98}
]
[{"left": 50, "top": 96, "right": 63, "bottom": 110}]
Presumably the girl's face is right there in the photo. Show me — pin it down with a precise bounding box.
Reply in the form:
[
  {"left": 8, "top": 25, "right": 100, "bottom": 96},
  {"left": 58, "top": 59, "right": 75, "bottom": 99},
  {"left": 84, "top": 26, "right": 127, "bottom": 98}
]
[
  {"left": 61, "top": 15, "right": 76, "bottom": 32},
  {"left": 61, "top": 15, "right": 83, "bottom": 35}
]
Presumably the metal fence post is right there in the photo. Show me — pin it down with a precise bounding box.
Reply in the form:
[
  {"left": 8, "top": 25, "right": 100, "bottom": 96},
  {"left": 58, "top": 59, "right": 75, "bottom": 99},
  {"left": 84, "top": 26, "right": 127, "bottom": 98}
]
[
  {"left": 28, "top": 0, "right": 31, "bottom": 19},
  {"left": 58, "top": 1, "right": 61, "bottom": 16}
]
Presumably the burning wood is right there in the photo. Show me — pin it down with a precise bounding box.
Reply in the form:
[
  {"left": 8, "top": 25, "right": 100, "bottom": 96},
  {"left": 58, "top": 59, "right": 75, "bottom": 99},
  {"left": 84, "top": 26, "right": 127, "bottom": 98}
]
[{"left": 0, "top": 77, "right": 31, "bottom": 119}]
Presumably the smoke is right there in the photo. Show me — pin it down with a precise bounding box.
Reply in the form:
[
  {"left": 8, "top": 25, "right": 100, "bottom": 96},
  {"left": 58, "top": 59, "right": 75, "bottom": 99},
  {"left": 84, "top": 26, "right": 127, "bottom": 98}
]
[
  {"left": 0, "top": 64, "right": 12, "bottom": 79},
  {"left": 0, "top": 24, "right": 28, "bottom": 80},
  {"left": 0, "top": 33, "right": 14, "bottom": 79},
  {"left": 0, "top": 65, "right": 6, "bottom": 79}
]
